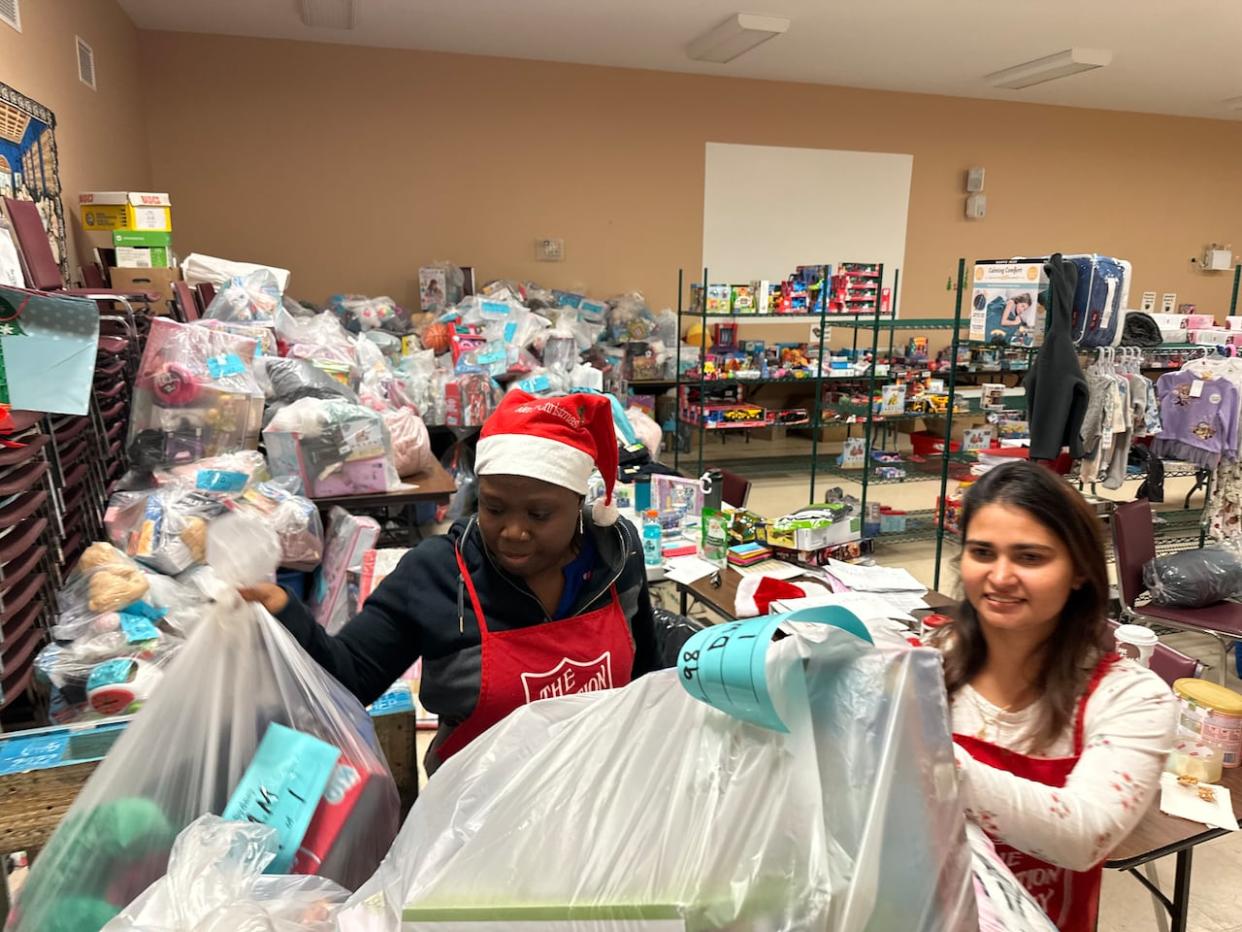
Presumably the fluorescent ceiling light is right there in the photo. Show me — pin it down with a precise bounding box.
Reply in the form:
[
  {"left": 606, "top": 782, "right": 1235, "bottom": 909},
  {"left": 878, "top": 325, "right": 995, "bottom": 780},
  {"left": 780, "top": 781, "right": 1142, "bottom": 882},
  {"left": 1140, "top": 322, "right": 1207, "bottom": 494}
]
[
  {"left": 688, "top": 13, "right": 790, "bottom": 64},
  {"left": 298, "top": 0, "right": 355, "bottom": 30},
  {"left": 985, "top": 48, "right": 1112, "bottom": 90}
]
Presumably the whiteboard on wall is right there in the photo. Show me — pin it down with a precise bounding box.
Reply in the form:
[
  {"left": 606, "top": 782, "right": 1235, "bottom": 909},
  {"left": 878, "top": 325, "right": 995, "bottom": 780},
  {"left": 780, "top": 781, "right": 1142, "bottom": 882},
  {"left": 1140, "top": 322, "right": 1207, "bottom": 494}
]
[{"left": 702, "top": 142, "right": 913, "bottom": 310}]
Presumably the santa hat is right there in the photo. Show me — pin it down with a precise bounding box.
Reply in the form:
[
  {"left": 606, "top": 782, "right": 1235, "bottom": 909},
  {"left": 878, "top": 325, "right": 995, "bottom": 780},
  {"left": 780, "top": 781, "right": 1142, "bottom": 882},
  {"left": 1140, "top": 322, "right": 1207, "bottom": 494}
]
[
  {"left": 735, "top": 575, "right": 811, "bottom": 617},
  {"left": 475, "top": 391, "right": 620, "bottom": 525}
]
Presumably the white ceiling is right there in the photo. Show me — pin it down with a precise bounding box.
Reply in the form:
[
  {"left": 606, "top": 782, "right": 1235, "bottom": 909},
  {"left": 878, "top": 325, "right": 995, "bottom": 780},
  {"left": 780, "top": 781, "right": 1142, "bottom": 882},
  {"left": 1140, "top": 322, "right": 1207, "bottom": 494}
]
[{"left": 118, "top": 0, "right": 1242, "bottom": 120}]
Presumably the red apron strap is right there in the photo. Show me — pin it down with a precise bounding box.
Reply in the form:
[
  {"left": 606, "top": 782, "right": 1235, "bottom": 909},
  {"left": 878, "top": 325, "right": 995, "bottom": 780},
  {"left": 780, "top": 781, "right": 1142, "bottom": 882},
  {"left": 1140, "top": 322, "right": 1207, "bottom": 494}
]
[
  {"left": 1072, "top": 652, "right": 1121, "bottom": 755},
  {"left": 454, "top": 543, "right": 491, "bottom": 637}
]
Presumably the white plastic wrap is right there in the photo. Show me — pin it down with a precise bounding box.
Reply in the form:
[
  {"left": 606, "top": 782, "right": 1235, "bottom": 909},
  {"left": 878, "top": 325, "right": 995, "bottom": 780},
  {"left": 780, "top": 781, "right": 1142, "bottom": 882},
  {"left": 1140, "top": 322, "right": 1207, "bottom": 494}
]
[
  {"left": 203, "top": 270, "right": 282, "bottom": 323},
  {"left": 105, "top": 815, "right": 348, "bottom": 931},
  {"left": 626, "top": 405, "right": 662, "bottom": 457},
  {"left": 180, "top": 253, "right": 291, "bottom": 294},
  {"left": 104, "top": 485, "right": 225, "bottom": 575},
  {"left": 341, "top": 621, "right": 977, "bottom": 931},
  {"left": 9, "top": 552, "right": 400, "bottom": 931},
  {"left": 382, "top": 408, "right": 435, "bottom": 477}
]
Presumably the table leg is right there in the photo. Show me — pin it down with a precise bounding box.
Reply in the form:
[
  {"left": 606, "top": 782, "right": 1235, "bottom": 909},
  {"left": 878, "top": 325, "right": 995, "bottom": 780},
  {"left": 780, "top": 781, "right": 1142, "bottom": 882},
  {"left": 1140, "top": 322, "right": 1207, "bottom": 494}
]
[
  {"left": 1170, "top": 848, "right": 1193, "bottom": 932},
  {"left": 679, "top": 586, "right": 688, "bottom": 617},
  {"left": 1143, "top": 863, "right": 1170, "bottom": 932}
]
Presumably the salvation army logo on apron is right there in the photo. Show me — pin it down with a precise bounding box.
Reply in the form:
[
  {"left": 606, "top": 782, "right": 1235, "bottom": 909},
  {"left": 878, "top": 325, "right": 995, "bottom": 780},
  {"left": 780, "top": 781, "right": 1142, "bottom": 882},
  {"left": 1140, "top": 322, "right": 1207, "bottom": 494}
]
[{"left": 521, "top": 652, "right": 614, "bottom": 703}]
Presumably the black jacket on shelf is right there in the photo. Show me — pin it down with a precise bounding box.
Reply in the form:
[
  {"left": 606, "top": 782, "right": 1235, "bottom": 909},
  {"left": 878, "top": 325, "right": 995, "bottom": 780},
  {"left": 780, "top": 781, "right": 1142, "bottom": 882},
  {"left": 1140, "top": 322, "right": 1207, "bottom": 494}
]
[{"left": 1024, "top": 254, "right": 1089, "bottom": 461}]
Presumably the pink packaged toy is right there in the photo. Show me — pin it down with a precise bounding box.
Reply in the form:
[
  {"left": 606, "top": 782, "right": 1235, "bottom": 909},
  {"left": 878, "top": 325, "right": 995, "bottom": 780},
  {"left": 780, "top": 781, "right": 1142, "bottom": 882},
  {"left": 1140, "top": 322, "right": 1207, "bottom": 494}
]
[{"left": 263, "top": 397, "right": 400, "bottom": 498}]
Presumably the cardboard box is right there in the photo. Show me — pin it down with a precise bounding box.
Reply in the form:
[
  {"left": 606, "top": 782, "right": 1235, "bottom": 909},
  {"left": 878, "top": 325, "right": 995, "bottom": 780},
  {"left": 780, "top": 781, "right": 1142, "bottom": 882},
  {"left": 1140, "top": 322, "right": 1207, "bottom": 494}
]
[
  {"left": 114, "top": 246, "right": 172, "bottom": 269},
  {"left": 1227, "top": 317, "right": 1242, "bottom": 331},
  {"left": 79, "top": 192, "right": 172, "bottom": 232},
  {"left": 112, "top": 230, "right": 172, "bottom": 248},
  {"left": 968, "top": 260, "right": 1048, "bottom": 347},
  {"left": 109, "top": 267, "right": 182, "bottom": 305}
]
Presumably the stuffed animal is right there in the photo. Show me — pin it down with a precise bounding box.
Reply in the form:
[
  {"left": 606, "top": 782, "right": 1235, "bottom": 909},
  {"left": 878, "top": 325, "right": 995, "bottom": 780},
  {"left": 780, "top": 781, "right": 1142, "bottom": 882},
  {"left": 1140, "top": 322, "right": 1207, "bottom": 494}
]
[
  {"left": 77, "top": 542, "right": 128, "bottom": 573},
  {"left": 87, "top": 564, "right": 149, "bottom": 614}
]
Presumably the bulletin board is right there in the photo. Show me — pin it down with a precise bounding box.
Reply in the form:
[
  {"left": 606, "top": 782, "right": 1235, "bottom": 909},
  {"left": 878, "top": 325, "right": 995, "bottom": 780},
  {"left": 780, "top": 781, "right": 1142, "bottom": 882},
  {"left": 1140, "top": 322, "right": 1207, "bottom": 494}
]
[{"left": 702, "top": 142, "right": 913, "bottom": 309}]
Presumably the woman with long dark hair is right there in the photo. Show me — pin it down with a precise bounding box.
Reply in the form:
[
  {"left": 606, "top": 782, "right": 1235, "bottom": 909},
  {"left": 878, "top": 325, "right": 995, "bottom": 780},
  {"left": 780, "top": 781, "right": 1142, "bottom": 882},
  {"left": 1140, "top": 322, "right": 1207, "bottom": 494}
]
[{"left": 933, "top": 461, "right": 1176, "bottom": 932}]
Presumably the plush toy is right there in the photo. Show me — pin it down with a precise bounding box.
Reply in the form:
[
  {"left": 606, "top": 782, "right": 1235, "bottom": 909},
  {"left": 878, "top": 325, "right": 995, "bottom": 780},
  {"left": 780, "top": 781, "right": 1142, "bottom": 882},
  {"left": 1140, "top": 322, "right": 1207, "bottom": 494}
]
[
  {"left": 180, "top": 516, "right": 208, "bottom": 564},
  {"left": 87, "top": 657, "right": 164, "bottom": 716},
  {"left": 147, "top": 362, "right": 201, "bottom": 407},
  {"left": 87, "top": 564, "right": 149, "bottom": 614},
  {"left": 77, "top": 542, "right": 128, "bottom": 573}
]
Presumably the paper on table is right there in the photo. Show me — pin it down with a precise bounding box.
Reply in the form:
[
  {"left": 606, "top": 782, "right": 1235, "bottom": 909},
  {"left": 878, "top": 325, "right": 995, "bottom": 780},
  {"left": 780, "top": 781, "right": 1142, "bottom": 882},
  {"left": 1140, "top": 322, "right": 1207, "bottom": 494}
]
[
  {"left": 1159, "top": 772, "right": 1240, "bottom": 831},
  {"left": 771, "top": 591, "right": 917, "bottom": 623},
  {"left": 825, "top": 559, "right": 927, "bottom": 594},
  {"left": 663, "top": 555, "right": 718, "bottom": 585},
  {"left": 732, "top": 558, "right": 804, "bottom": 580}
]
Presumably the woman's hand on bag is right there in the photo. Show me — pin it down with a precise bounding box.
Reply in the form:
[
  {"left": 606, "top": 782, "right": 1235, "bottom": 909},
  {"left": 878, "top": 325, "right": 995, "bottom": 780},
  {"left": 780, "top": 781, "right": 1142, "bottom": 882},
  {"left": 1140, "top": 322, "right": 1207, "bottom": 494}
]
[{"left": 238, "top": 583, "right": 289, "bottom": 615}]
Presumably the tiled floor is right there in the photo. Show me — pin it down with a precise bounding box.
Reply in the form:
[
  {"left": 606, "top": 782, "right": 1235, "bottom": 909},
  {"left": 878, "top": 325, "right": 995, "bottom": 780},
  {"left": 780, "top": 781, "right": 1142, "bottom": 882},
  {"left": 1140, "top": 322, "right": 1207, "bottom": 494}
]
[{"left": 745, "top": 469, "right": 1239, "bottom": 932}]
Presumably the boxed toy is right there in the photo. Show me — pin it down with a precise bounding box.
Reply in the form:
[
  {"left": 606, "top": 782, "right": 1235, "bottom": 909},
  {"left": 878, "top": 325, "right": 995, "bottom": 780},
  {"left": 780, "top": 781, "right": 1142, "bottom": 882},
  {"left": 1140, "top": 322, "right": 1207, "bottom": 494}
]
[
  {"left": 751, "top": 280, "right": 779, "bottom": 314},
  {"left": 706, "top": 284, "right": 731, "bottom": 313},
  {"left": 445, "top": 373, "right": 493, "bottom": 426},
  {"left": 730, "top": 284, "right": 756, "bottom": 314},
  {"left": 969, "top": 259, "right": 1049, "bottom": 347},
  {"left": 313, "top": 507, "right": 381, "bottom": 634},
  {"left": 1227, "top": 317, "right": 1242, "bottom": 331}
]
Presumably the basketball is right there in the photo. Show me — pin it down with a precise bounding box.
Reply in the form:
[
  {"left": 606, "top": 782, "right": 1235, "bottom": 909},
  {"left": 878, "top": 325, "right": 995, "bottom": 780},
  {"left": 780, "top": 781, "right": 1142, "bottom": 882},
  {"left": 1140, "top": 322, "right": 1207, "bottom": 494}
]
[{"left": 421, "top": 322, "right": 455, "bottom": 354}]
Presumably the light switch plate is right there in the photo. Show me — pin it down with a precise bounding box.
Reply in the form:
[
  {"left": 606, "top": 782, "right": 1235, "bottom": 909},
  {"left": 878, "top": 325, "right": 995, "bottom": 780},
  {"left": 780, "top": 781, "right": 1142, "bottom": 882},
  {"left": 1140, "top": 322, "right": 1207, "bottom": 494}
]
[{"left": 536, "top": 238, "right": 564, "bottom": 262}]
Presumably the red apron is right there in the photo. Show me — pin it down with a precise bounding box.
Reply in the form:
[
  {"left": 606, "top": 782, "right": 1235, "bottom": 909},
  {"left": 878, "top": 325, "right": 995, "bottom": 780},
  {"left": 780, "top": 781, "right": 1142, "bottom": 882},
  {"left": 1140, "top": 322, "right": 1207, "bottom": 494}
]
[
  {"left": 954, "top": 654, "right": 1119, "bottom": 932},
  {"left": 437, "top": 544, "right": 636, "bottom": 762}
]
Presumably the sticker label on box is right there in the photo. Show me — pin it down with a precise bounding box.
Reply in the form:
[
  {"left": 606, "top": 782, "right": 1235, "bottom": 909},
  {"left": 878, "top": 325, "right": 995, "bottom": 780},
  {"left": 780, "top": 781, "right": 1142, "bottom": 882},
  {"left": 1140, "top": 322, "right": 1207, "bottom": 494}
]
[{"left": 207, "top": 353, "right": 246, "bottom": 379}]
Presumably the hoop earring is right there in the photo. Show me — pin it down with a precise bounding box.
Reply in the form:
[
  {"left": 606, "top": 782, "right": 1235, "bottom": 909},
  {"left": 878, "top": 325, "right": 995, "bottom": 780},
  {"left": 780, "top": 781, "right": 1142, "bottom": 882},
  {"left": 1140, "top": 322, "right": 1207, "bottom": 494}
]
[{"left": 579, "top": 512, "right": 585, "bottom": 535}]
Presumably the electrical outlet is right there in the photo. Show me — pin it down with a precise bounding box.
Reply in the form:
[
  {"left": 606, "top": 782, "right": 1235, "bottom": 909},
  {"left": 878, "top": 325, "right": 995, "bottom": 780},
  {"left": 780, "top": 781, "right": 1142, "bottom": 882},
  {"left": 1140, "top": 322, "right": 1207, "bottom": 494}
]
[{"left": 536, "top": 238, "right": 564, "bottom": 262}]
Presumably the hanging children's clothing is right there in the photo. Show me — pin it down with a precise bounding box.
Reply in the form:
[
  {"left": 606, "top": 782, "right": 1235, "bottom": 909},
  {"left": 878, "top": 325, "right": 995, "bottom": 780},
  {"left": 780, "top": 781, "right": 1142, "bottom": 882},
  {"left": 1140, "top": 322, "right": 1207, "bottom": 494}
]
[
  {"left": 1179, "top": 354, "right": 1242, "bottom": 540},
  {"left": 1151, "top": 369, "right": 1238, "bottom": 469}
]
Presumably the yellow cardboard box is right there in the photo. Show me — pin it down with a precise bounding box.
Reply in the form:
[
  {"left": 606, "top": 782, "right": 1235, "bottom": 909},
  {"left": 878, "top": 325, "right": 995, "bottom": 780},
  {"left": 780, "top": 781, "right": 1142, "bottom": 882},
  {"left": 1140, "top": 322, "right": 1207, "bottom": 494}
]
[{"left": 79, "top": 192, "right": 172, "bottom": 232}]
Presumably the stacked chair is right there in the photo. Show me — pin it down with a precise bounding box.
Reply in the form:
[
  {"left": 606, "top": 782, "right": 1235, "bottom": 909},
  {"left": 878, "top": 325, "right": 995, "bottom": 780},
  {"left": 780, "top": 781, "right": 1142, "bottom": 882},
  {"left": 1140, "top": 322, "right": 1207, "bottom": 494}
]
[{"left": 0, "top": 292, "right": 149, "bottom": 725}]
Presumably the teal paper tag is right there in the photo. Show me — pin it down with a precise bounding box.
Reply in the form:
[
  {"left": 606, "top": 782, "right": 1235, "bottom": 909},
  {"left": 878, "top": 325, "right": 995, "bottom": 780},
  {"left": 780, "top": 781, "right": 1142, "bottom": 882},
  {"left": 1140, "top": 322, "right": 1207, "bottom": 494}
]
[
  {"left": 503, "top": 322, "right": 518, "bottom": 342},
  {"left": 119, "top": 614, "right": 160, "bottom": 643},
  {"left": 196, "top": 469, "right": 248, "bottom": 493},
  {"left": 222, "top": 723, "right": 340, "bottom": 874},
  {"left": 207, "top": 353, "right": 246, "bottom": 379},
  {"left": 517, "top": 374, "right": 550, "bottom": 394},
  {"left": 87, "top": 658, "right": 136, "bottom": 692},
  {"left": 481, "top": 300, "right": 510, "bottom": 318},
  {"left": 120, "top": 601, "right": 167, "bottom": 621},
  {"left": 476, "top": 349, "right": 505, "bottom": 366},
  {"left": 677, "top": 606, "right": 870, "bottom": 733}
]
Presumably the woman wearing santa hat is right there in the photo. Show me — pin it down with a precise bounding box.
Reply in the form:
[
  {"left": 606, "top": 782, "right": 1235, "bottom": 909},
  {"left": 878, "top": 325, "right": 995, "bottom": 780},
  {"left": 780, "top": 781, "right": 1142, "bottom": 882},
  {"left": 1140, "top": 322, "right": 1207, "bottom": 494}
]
[{"left": 241, "top": 391, "right": 661, "bottom": 773}]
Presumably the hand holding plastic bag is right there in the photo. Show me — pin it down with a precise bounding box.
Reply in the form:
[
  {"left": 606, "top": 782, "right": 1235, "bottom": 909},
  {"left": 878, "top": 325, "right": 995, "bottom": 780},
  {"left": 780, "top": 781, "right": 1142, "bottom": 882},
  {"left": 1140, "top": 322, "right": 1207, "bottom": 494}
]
[
  {"left": 104, "top": 815, "right": 348, "bottom": 931},
  {"left": 8, "top": 525, "right": 400, "bottom": 931}
]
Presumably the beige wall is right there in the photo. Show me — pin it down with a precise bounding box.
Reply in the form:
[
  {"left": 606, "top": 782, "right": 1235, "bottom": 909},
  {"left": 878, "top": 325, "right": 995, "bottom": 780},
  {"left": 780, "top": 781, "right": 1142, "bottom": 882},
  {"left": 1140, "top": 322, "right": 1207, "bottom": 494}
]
[
  {"left": 140, "top": 31, "right": 1242, "bottom": 324},
  {"left": 0, "top": 0, "right": 152, "bottom": 277}
]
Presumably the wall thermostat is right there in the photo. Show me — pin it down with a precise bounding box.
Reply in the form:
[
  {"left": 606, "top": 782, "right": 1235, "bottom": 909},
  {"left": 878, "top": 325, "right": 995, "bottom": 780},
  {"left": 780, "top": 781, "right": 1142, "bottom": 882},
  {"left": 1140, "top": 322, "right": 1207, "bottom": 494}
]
[
  {"left": 966, "top": 167, "right": 986, "bottom": 193},
  {"left": 965, "top": 193, "right": 987, "bottom": 220}
]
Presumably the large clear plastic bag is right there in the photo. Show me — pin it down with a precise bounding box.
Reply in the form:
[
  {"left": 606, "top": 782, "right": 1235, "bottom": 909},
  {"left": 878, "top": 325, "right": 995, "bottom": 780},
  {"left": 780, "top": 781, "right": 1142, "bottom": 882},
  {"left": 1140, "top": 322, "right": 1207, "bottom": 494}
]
[
  {"left": 264, "top": 397, "right": 401, "bottom": 497},
  {"left": 341, "top": 623, "right": 976, "bottom": 931},
  {"left": 329, "top": 294, "right": 404, "bottom": 333},
  {"left": 128, "top": 319, "right": 266, "bottom": 471},
  {"left": 156, "top": 450, "right": 272, "bottom": 495},
  {"left": 179, "top": 253, "right": 291, "bottom": 294},
  {"left": 1144, "top": 547, "right": 1242, "bottom": 607},
  {"left": 274, "top": 307, "right": 358, "bottom": 374},
  {"left": 626, "top": 405, "right": 662, "bottom": 458},
  {"left": 230, "top": 477, "right": 325, "bottom": 572},
  {"left": 105, "top": 815, "right": 348, "bottom": 931},
  {"left": 9, "top": 565, "right": 400, "bottom": 931},
  {"left": 203, "top": 270, "right": 282, "bottom": 323},
  {"left": 104, "top": 485, "right": 226, "bottom": 575},
  {"left": 382, "top": 408, "right": 435, "bottom": 478}
]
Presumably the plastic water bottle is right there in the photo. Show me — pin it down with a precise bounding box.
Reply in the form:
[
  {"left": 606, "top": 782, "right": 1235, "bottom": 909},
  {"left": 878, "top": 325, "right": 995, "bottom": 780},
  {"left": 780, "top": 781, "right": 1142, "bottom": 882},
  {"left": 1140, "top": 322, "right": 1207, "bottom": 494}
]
[{"left": 642, "top": 510, "right": 663, "bottom": 567}]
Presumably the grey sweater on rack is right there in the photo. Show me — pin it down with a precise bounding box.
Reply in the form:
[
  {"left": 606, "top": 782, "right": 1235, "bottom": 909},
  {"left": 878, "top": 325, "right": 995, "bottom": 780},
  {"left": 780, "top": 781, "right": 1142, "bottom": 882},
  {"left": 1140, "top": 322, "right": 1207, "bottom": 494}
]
[{"left": 1024, "top": 254, "right": 1088, "bottom": 461}]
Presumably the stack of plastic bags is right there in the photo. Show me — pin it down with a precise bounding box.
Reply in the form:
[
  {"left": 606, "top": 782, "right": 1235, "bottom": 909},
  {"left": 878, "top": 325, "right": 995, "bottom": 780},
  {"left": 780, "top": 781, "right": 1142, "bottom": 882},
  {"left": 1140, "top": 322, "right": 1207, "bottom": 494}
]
[{"left": 10, "top": 522, "right": 401, "bottom": 932}]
